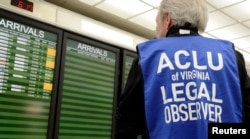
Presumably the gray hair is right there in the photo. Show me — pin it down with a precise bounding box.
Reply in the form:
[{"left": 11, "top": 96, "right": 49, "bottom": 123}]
[{"left": 159, "top": 0, "right": 208, "bottom": 32}]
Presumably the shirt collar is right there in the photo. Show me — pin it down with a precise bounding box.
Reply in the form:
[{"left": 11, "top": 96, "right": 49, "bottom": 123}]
[{"left": 166, "top": 23, "right": 199, "bottom": 37}]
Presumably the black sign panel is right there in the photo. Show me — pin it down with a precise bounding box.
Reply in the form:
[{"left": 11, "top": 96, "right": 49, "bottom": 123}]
[
  {"left": 121, "top": 50, "right": 137, "bottom": 93},
  {"left": 56, "top": 33, "right": 119, "bottom": 139},
  {"left": 0, "top": 9, "right": 62, "bottom": 139}
]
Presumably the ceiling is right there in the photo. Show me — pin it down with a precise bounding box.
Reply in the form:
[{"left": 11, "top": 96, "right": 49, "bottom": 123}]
[{"left": 44, "top": 0, "right": 250, "bottom": 73}]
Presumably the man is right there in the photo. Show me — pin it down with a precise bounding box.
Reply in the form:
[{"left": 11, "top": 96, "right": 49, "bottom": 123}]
[{"left": 115, "top": 0, "right": 250, "bottom": 138}]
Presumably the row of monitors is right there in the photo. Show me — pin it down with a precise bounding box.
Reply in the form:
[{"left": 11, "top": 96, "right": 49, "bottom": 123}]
[{"left": 0, "top": 9, "right": 137, "bottom": 139}]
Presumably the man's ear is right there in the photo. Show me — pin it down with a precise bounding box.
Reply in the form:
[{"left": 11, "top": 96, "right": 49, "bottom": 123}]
[{"left": 163, "top": 12, "right": 173, "bottom": 30}]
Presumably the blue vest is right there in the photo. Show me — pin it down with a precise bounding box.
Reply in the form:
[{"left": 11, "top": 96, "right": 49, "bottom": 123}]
[{"left": 137, "top": 36, "right": 242, "bottom": 139}]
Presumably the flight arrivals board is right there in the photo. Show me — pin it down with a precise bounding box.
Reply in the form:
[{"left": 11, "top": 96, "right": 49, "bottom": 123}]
[
  {"left": 122, "top": 51, "right": 139, "bottom": 138},
  {"left": 57, "top": 33, "right": 119, "bottom": 139},
  {"left": 0, "top": 10, "right": 61, "bottom": 139},
  {"left": 124, "top": 54, "right": 136, "bottom": 87},
  {"left": 121, "top": 50, "right": 137, "bottom": 92}
]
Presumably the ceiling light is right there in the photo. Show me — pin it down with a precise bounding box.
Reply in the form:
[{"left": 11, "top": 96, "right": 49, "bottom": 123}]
[
  {"left": 96, "top": 0, "right": 152, "bottom": 19},
  {"left": 208, "top": 24, "right": 250, "bottom": 40},
  {"left": 81, "top": 19, "right": 134, "bottom": 47},
  {"left": 201, "top": 33, "right": 215, "bottom": 38},
  {"left": 244, "top": 21, "right": 250, "bottom": 28},
  {"left": 129, "top": 9, "right": 157, "bottom": 31},
  {"left": 222, "top": 1, "right": 250, "bottom": 22},
  {"left": 141, "top": 0, "right": 161, "bottom": 7},
  {"left": 205, "top": 11, "right": 237, "bottom": 31},
  {"left": 206, "top": 3, "right": 216, "bottom": 12},
  {"left": 79, "top": 0, "right": 102, "bottom": 6},
  {"left": 232, "top": 36, "right": 250, "bottom": 49},
  {"left": 206, "top": 0, "right": 245, "bottom": 8}
]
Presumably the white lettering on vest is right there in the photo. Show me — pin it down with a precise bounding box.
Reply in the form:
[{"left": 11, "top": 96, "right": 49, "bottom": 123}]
[{"left": 157, "top": 50, "right": 224, "bottom": 74}]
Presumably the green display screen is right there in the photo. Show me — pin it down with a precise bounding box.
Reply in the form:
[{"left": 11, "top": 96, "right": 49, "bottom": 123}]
[
  {"left": 58, "top": 38, "right": 117, "bottom": 139},
  {"left": 124, "top": 55, "right": 135, "bottom": 87},
  {"left": 0, "top": 17, "right": 57, "bottom": 138}
]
